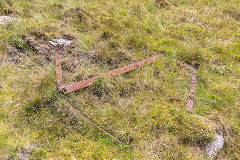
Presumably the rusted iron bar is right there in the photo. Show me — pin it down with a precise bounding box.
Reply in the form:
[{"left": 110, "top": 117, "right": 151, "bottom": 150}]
[
  {"left": 178, "top": 60, "right": 198, "bottom": 111},
  {"left": 62, "top": 54, "right": 164, "bottom": 94},
  {"left": 185, "top": 66, "right": 198, "bottom": 111},
  {"left": 179, "top": 61, "right": 197, "bottom": 72},
  {"left": 63, "top": 76, "right": 99, "bottom": 94}
]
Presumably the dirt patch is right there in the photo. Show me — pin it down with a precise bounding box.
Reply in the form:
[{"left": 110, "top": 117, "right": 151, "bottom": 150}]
[
  {"left": 17, "top": 143, "right": 38, "bottom": 160},
  {"left": 89, "top": 44, "right": 132, "bottom": 69},
  {"left": 155, "top": 0, "right": 169, "bottom": 8},
  {"left": 7, "top": 31, "right": 81, "bottom": 68},
  {"left": 224, "top": 8, "right": 240, "bottom": 21},
  {"left": 29, "top": 30, "right": 48, "bottom": 41},
  {"left": 62, "top": 7, "right": 92, "bottom": 23}
]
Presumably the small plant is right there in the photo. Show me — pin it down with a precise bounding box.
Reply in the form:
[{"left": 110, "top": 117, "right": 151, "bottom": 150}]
[{"left": 9, "top": 35, "right": 32, "bottom": 52}]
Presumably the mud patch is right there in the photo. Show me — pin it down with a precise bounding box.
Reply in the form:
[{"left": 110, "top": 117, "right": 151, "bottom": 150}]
[
  {"left": 29, "top": 30, "right": 48, "bottom": 41},
  {"left": 7, "top": 31, "right": 80, "bottom": 67},
  {"left": 7, "top": 47, "right": 29, "bottom": 58},
  {"left": 224, "top": 8, "right": 240, "bottom": 21}
]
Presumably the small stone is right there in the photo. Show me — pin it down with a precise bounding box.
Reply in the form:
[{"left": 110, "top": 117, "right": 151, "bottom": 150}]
[
  {"left": 206, "top": 133, "right": 224, "bottom": 157},
  {"left": 48, "top": 38, "right": 72, "bottom": 46},
  {"left": 48, "top": 41, "right": 58, "bottom": 46},
  {"left": 0, "top": 16, "right": 21, "bottom": 25}
]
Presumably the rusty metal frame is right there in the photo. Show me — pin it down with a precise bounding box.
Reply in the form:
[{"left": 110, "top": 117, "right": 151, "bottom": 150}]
[
  {"left": 55, "top": 54, "right": 198, "bottom": 143},
  {"left": 56, "top": 54, "right": 198, "bottom": 111}
]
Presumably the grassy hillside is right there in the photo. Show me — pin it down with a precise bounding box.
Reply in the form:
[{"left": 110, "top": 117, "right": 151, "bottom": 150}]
[{"left": 0, "top": 0, "right": 239, "bottom": 159}]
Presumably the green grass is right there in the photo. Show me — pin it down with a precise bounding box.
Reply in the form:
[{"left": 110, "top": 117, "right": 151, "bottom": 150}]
[{"left": 0, "top": 0, "right": 240, "bottom": 159}]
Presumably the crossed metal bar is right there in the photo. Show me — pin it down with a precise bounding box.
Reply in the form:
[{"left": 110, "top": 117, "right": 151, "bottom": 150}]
[
  {"left": 55, "top": 53, "right": 198, "bottom": 111},
  {"left": 56, "top": 54, "right": 164, "bottom": 94},
  {"left": 55, "top": 53, "right": 198, "bottom": 143}
]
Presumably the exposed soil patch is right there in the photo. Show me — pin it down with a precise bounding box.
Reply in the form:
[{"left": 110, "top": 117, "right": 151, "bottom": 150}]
[
  {"left": 224, "top": 8, "right": 240, "bottom": 21},
  {"left": 17, "top": 143, "right": 38, "bottom": 160},
  {"left": 155, "top": 0, "right": 169, "bottom": 8},
  {"left": 7, "top": 31, "right": 82, "bottom": 68},
  {"left": 89, "top": 46, "right": 132, "bottom": 69},
  {"left": 62, "top": 7, "right": 92, "bottom": 23}
]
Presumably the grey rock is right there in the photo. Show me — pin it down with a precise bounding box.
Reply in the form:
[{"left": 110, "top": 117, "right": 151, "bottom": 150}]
[
  {"left": 206, "top": 133, "right": 224, "bottom": 157},
  {"left": 0, "top": 16, "right": 21, "bottom": 25},
  {"left": 48, "top": 38, "right": 72, "bottom": 46}
]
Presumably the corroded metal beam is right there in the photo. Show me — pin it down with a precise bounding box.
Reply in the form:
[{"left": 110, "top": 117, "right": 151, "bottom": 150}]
[
  {"left": 179, "top": 61, "right": 198, "bottom": 111},
  {"left": 186, "top": 73, "right": 197, "bottom": 111}
]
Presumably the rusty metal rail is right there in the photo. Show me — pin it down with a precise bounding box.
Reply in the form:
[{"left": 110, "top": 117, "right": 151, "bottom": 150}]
[
  {"left": 179, "top": 61, "right": 198, "bottom": 111},
  {"left": 186, "top": 72, "right": 197, "bottom": 111}
]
